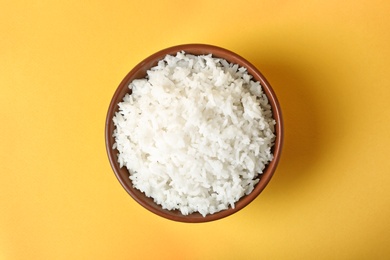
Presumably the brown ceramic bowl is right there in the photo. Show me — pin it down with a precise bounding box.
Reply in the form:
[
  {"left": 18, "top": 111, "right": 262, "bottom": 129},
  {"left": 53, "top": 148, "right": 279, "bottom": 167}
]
[{"left": 105, "top": 44, "right": 283, "bottom": 223}]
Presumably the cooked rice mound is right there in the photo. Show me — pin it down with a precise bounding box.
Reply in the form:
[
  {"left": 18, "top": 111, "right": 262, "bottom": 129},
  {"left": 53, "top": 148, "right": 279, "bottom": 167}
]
[{"left": 113, "top": 51, "right": 276, "bottom": 216}]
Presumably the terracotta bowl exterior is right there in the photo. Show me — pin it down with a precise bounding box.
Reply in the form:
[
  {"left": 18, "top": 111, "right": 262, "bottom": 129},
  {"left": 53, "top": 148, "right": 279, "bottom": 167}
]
[{"left": 105, "top": 44, "right": 283, "bottom": 223}]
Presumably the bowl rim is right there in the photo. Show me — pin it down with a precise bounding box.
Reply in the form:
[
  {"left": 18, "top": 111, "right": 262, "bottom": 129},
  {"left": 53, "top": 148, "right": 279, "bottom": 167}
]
[{"left": 105, "top": 43, "right": 283, "bottom": 223}]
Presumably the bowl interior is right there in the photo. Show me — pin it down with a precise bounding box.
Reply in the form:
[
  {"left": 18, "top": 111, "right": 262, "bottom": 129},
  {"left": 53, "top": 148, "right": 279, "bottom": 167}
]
[{"left": 105, "top": 44, "right": 283, "bottom": 223}]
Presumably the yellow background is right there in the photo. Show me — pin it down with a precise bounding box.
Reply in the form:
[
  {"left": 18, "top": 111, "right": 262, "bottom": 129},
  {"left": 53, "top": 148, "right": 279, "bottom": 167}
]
[{"left": 1, "top": 0, "right": 390, "bottom": 259}]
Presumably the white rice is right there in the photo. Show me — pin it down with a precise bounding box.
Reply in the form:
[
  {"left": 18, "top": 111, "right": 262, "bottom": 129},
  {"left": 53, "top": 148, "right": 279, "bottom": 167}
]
[{"left": 112, "top": 51, "right": 276, "bottom": 217}]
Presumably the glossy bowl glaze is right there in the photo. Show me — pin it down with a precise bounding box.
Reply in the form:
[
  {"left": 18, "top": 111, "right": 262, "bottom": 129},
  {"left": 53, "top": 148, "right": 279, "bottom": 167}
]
[{"left": 105, "top": 44, "right": 283, "bottom": 222}]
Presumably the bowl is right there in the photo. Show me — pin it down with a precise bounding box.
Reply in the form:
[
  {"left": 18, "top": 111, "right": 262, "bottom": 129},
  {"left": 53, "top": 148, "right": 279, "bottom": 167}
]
[{"left": 105, "top": 44, "right": 283, "bottom": 223}]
